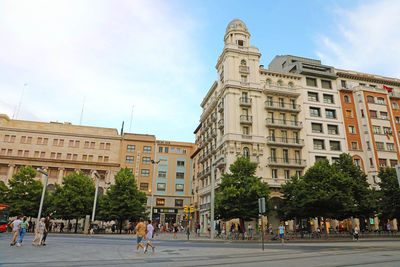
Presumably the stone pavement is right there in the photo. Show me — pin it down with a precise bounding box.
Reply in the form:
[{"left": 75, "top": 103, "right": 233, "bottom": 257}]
[{"left": 1, "top": 233, "right": 400, "bottom": 266}]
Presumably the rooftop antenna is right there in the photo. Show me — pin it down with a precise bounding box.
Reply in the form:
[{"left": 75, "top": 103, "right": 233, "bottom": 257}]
[
  {"left": 129, "top": 105, "right": 134, "bottom": 132},
  {"left": 79, "top": 96, "right": 86, "bottom": 125},
  {"left": 13, "top": 83, "right": 27, "bottom": 119}
]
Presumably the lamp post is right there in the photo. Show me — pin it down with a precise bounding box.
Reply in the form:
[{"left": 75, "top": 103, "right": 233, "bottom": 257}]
[
  {"left": 92, "top": 171, "right": 100, "bottom": 223},
  {"left": 210, "top": 162, "right": 216, "bottom": 240},
  {"left": 150, "top": 158, "right": 160, "bottom": 221},
  {"left": 36, "top": 168, "right": 49, "bottom": 224}
]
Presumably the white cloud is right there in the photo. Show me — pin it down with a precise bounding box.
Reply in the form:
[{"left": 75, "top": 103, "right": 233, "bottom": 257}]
[
  {"left": 315, "top": 0, "right": 400, "bottom": 77},
  {"left": 0, "top": 0, "right": 204, "bottom": 141}
]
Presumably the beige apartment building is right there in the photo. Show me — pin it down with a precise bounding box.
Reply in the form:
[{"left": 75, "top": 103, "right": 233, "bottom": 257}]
[{"left": 194, "top": 18, "right": 400, "bottom": 232}]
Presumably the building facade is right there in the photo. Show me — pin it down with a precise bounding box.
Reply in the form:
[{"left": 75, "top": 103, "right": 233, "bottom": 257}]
[{"left": 195, "top": 18, "right": 400, "bottom": 232}]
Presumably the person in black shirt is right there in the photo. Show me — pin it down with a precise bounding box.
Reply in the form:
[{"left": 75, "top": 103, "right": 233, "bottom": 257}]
[{"left": 41, "top": 216, "right": 51, "bottom": 246}]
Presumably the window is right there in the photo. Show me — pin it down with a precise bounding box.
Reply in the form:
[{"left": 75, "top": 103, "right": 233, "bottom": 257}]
[
  {"left": 341, "top": 80, "right": 347, "bottom": 88},
  {"left": 367, "top": 95, "right": 375, "bottom": 103},
  {"left": 158, "top": 171, "right": 167, "bottom": 178},
  {"left": 277, "top": 80, "right": 282, "bottom": 86},
  {"left": 126, "top": 156, "right": 134, "bottom": 163},
  {"left": 351, "top": 142, "right": 358, "bottom": 150},
  {"left": 332, "top": 157, "right": 340, "bottom": 163},
  {"left": 312, "top": 123, "right": 323, "bottom": 133},
  {"left": 308, "top": 92, "right": 319, "bottom": 102},
  {"left": 323, "top": 94, "right": 334, "bottom": 104},
  {"left": 330, "top": 141, "right": 341, "bottom": 151},
  {"left": 328, "top": 125, "right": 339, "bottom": 135},
  {"left": 296, "top": 171, "right": 302, "bottom": 177},
  {"left": 325, "top": 109, "right": 336, "bottom": 119},
  {"left": 164, "top": 147, "right": 169, "bottom": 153},
  {"left": 170, "top": 147, "right": 175, "bottom": 153},
  {"left": 100, "top": 142, "right": 105, "bottom": 149},
  {"left": 84, "top": 141, "right": 89, "bottom": 148},
  {"left": 156, "top": 198, "right": 165, "bottom": 205},
  {"left": 372, "top": 126, "right": 381, "bottom": 134},
  {"left": 377, "top": 97, "right": 385, "bottom": 104},
  {"left": 243, "top": 147, "right": 250, "bottom": 157},
  {"left": 354, "top": 158, "right": 361, "bottom": 167},
  {"left": 105, "top": 143, "right": 111, "bottom": 150},
  {"left": 57, "top": 153, "right": 62, "bottom": 159},
  {"left": 380, "top": 112, "right": 389, "bottom": 120},
  {"left": 306, "top": 77, "right": 317, "bottom": 87},
  {"left": 310, "top": 107, "right": 321, "bottom": 117},
  {"left": 141, "top": 169, "right": 150, "bottom": 176},
  {"left": 396, "top": 117, "right": 400, "bottom": 124},
  {"left": 315, "top": 156, "right": 327, "bottom": 161},
  {"left": 359, "top": 83, "right": 366, "bottom": 86},
  {"left": 313, "top": 139, "right": 325, "bottom": 150},
  {"left": 18, "top": 150, "right": 23, "bottom": 156},
  {"left": 272, "top": 169, "right": 278, "bottom": 179},
  {"left": 369, "top": 110, "right": 377, "bottom": 118},
  {"left": 361, "top": 109, "right": 365, "bottom": 117},
  {"left": 75, "top": 141, "right": 80, "bottom": 148},
  {"left": 383, "top": 127, "right": 393, "bottom": 135},
  {"left": 387, "top": 143, "right": 396, "bottom": 151},
  {"left": 159, "top": 146, "right": 163, "bottom": 153},
  {"left": 182, "top": 149, "right": 186, "bottom": 154},
  {"left": 40, "top": 152, "right": 45, "bottom": 158},
  {"left": 143, "top": 146, "right": 152, "bottom": 153},
  {"left": 237, "top": 40, "right": 244, "bottom": 46},
  {"left": 367, "top": 141, "right": 371, "bottom": 150},
  {"left": 90, "top": 142, "right": 95, "bottom": 149},
  {"left": 345, "top": 110, "right": 353, "bottom": 118},
  {"left": 73, "top": 154, "right": 78, "bottom": 160},
  {"left": 176, "top": 172, "right": 185, "bottom": 179},
  {"left": 243, "top": 126, "right": 249, "bottom": 135},
  {"left": 177, "top": 160, "right": 185, "bottom": 167},
  {"left": 140, "top": 183, "right": 149, "bottom": 191},
  {"left": 343, "top": 95, "right": 351, "bottom": 103},
  {"left": 392, "top": 102, "right": 399, "bottom": 109},
  {"left": 379, "top": 159, "right": 387, "bottom": 167},
  {"left": 23, "top": 150, "right": 28, "bottom": 157},
  {"left": 284, "top": 170, "right": 290, "bottom": 180},
  {"left": 240, "top": 59, "right": 246, "bottom": 65},
  {"left": 175, "top": 199, "right": 184, "bottom": 207},
  {"left": 175, "top": 184, "right": 184, "bottom": 192},
  {"left": 37, "top": 137, "right": 43, "bottom": 145},
  {"left": 241, "top": 75, "right": 247, "bottom": 83},
  {"left": 82, "top": 154, "right": 88, "bottom": 161},
  {"left": 321, "top": 80, "right": 332, "bottom": 89},
  {"left": 348, "top": 125, "right": 356, "bottom": 134},
  {"left": 177, "top": 148, "right": 181, "bottom": 154},
  {"left": 142, "top": 157, "right": 151, "bottom": 164},
  {"left": 376, "top": 142, "right": 384, "bottom": 150},
  {"left": 370, "top": 158, "right": 374, "bottom": 167},
  {"left": 390, "top": 159, "right": 398, "bottom": 167},
  {"left": 98, "top": 156, "right": 103, "bottom": 162}
]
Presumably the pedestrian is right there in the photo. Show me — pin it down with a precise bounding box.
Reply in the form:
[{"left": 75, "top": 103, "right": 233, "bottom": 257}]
[
  {"left": 135, "top": 218, "right": 146, "bottom": 252},
  {"left": 10, "top": 215, "right": 22, "bottom": 246},
  {"left": 60, "top": 222, "right": 64, "bottom": 233},
  {"left": 41, "top": 216, "right": 51, "bottom": 246},
  {"left": 17, "top": 217, "right": 29, "bottom": 247},
  {"left": 278, "top": 221, "right": 286, "bottom": 245},
  {"left": 144, "top": 220, "right": 155, "bottom": 253},
  {"left": 173, "top": 223, "right": 178, "bottom": 239},
  {"left": 353, "top": 224, "right": 359, "bottom": 241},
  {"left": 32, "top": 218, "right": 45, "bottom": 246},
  {"left": 196, "top": 223, "right": 200, "bottom": 237},
  {"left": 248, "top": 223, "right": 253, "bottom": 240}
]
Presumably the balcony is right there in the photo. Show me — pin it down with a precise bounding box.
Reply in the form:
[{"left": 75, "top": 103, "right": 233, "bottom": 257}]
[
  {"left": 266, "top": 136, "right": 305, "bottom": 147},
  {"left": 218, "top": 101, "right": 224, "bottom": 112},
  {"left": 218, "top": 119, "right": 224, "bottom": 129},
  {"left": 200, "top": 203, "right": 211, "bottom": 210},
  {"left": 390, "top": 92, "right": 400, "bottom": 99},
  {"left": 239, "top": 65, "right": 250, "bottom": 74},
  {"left": 264, "top": 84, "right": 300, "bottom": 97},
  {"left": 264, "top": 101, "right": 301, "bottom": 113},
  {"left": 215, "top": 154, "right": 226, "bottom": 168},
  {"left": 204, "top": 167, "right": 211, "bottom": 176},
  {"left": 210, "top": 112, "right": 217, "bottom": 122},
  {"left": 211, "top": 144, "right": 216, "bottom": 154},
  {"left": 265, "top": 118, "right": 302, "bottom": 129},
  {"left": 267, "top": 157, "right": 306, "bottom": 168},
  {"left": 210, "top": 128, "right": 217, "bottom": 138},
  {"left": 239, "top": 97, "right": 252, "bottom": 106},
  {"left": 240, "top": 115, "right": 253, "bottom": 124}
]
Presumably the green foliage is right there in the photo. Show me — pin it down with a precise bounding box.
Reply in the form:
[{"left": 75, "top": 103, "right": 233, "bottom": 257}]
[
  {"left": 7, "top": 166, "right": 44, "bottom": 217},
  {"left": 97, "top": 168, "right": 147, "bottom": 223},
  {"left": 0, "top": 181, "right": 8, "bottom": 204},
  {"left": 378, "top": 167, "right": 400, "bottom": 220},
  {"left": 215, "top": 157, "right": 270, "bottom": 221},
  {"left": 52, "top": 172, "right": 95, "bottom": 220}
]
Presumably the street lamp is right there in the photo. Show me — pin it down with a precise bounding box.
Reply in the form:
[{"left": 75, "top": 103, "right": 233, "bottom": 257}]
[
  {"left": 210, "top": 162, "right": 216, "bottom": 240},
  {"left": 150, "top": 158, "right": 160, "bottom": 221},
  {"left": 36, "top": 168, "right": 49, "bottom": 224},
  {"left": 92, "top": 171, "right": 100, "bottom": 222}
]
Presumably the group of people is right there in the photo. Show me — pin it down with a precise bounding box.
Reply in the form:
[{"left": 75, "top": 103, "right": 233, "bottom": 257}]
[
  {"left": 134, "top": 218, "right": 155, "bottom": 253},
  {"left": 10, "top": 216, "right": 51, "bottom": 247}
]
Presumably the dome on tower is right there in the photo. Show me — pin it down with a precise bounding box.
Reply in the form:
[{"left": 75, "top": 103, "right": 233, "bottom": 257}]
[{"left": 225, "top": 18, "right": 249, "bottom": 34}]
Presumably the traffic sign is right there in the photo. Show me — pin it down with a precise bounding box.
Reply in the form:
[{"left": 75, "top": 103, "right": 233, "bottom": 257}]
[{"left": 258, "top": 197, "right": 266, "bottom": 214}]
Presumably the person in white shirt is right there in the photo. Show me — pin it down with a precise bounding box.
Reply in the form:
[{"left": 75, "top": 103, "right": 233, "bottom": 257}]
[
  {"left": 10, "top": 215, "right": 22, "bottom": 246},
  {"left": 144, "top": 220, "right": 155, "bottom": 253}
]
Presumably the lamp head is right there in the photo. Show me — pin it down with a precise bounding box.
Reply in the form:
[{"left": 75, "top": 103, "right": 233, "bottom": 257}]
[{"left": 37, "top": 168, "right": 48, "bottom": 176}]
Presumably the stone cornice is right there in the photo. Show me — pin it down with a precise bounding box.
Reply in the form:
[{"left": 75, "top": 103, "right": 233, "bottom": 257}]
[{"left": 337, "top": 70, "right": 400, "bottom": 87}]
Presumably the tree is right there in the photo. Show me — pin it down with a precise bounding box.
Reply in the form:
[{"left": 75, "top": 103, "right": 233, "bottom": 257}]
[
  {"left": 280, "top": 175, "right": 308, "bottom": 221},
  {"left": 52, "top": 172, "right": 95, "bottom": 232},
  {"left": 97, "top": 168, "right": 147, "bottom": 233},
  {"left": 0, "top": 181, "right": 8, "bottom": 204},
  {"left": 215, "top": 157, "right": 270, "bottom": 232},
  {"left": 333, "top": 153, "right": 377, "bottom": 219},
  {"left": 7, "top": 166, "right": 44, "bottom": 217},
  {"left": 378, "top": 167, "right": 400, "bottom": 221}
]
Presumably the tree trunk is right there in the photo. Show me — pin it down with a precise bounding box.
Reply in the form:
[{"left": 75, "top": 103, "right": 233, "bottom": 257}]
[
  {"left": 323, "top": 218, "right": 328, "bottom": 239},
  {"left": 74, "top": 218, "right": 78, "bottom": 233}
]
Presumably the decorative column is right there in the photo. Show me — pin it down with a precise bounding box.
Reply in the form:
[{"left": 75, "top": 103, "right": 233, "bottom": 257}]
[
  {"left": 7, "top": 164, "right": 15, "bottom": 180},
  {"left": 57, "top": 168, "right": 64, "bottom": 184}
]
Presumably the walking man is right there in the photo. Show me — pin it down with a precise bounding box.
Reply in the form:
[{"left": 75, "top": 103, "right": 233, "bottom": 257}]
[
  {"left": 41, "top": 216, "right": 51, "bottom": 246},
  {"left": 278, "top": 221, "right": 286, "bottom": 245},
  {"left": 144, "top": 220, "right": 155, "bottom": 253},
  {"left": 10, "top": 215, "right": 22, "bottom": 246},
  {"left": 17, "top": 217, "right": 29, "bottom": 247},
  {"left": 135, "top": 218, "right": 146, "bottom": 252}
]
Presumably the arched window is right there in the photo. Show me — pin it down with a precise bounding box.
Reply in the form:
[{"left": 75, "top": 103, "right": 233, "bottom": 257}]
[
  {"left": 343, "top": 95, "right": 351, "bottom": 103},
  {"left": 240, "top": 59, "right": 247, "bottom": 66},
  {"left": 277, "top": 80, "right": 283, "bottom": 87},
  {"left": 288, "top": 82, "right": 294, "bottom": 88},
  {"left": 377, "top": 97, "right": 385, "bottom": 104},
  {"left": 266, "top": 79, "right": 271, "bottom": 86},
  {"left": 243, "top": 147, "right": 250, "bottom": 158}
]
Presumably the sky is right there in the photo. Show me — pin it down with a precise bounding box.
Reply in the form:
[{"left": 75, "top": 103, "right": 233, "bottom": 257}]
[{"left": 1, "top": 0, "right": 400, "bottom": 142}]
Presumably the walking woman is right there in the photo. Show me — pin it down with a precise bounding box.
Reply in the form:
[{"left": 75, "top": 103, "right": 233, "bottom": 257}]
[
  {"left": 17, "top": 217, "right": 29, "bottom": 247},
  {"left": 173, "top": 223, "right": 178, "bottom": 239},
  {"left": 32, "top": 218, "right": 45, "bottom": 246}
]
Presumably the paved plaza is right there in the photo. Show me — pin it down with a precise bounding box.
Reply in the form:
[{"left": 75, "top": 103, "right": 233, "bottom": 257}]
[{"left": 1, "top": 233, "right": 400, "bottom": 266}]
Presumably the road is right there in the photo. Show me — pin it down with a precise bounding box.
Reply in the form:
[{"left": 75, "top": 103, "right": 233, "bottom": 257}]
[{"left": 1, "top": 233, "right": 400, "bottom": 266}]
